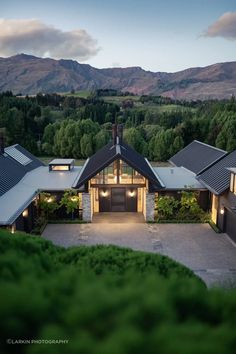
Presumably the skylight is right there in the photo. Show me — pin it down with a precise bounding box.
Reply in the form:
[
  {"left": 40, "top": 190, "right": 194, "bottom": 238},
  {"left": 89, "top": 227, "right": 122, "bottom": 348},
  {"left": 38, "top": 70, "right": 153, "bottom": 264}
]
[{"left": 5, "top": 146, "right": 32, "bottom": 166}]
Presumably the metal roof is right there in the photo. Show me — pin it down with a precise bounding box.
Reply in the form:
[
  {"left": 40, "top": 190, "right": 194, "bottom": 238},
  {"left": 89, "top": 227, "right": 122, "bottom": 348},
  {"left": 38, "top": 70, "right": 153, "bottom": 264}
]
[
  {"left": 0, "top": 144, "right": 44, "bottom": 196},
  {"left": 169, "top": 140, "right": 227, "bottom": 175},
  {"left": 0, "top": 166, "right": 83, "bottom": 225},
  {"left": 197, "top": 150, "right": 236, "bottom": 195},
  {"left": 228, "top": 168, "right": 236, "bottom": 174},
  {"left": 73, "top": 139, "right": 163, "bottom": 189},
  {"left": 153, "top": 167, "right": 206, "bottom": 190}
]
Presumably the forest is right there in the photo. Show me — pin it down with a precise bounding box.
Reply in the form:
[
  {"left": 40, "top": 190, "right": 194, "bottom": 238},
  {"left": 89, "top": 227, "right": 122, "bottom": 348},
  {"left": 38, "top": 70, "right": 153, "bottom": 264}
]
[{"left": 0, "top": 90, "right": 236, "bottom": 161}]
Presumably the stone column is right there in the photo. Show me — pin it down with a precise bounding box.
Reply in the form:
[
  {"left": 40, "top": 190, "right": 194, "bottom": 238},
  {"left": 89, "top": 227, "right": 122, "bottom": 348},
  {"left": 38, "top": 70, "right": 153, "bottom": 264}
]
[
  {"left": 145, "top": 193, "right": 155, "bottom": 221},
  {"left": 82, "top": 193, "right": 92, "bottom": 222}
]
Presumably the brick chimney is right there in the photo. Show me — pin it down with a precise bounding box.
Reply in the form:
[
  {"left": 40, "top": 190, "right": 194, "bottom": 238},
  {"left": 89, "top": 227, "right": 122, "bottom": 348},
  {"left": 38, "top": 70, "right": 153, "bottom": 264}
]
[
  {"left": 117, "top": 124, "right": 123, "bottom": 144},
  {"left": 112, "top": 124, "right": 117, "bottom": 145},
  {"left": 0, "top": 131, "right": 5, "bottom": 154}
]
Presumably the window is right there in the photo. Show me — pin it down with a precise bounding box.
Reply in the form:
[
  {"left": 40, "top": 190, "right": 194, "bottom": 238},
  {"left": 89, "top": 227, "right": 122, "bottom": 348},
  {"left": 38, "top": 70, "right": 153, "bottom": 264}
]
[
  {"left": 90, "top": 160, "right": 145, "bottom": 185},
  {"left": 49, "top": 159, "right": 74, "bottom": 172},
  {"left": 230, "top": 173, "right": 236, "bottom": 194},
  {"left": 230, "top": 173, "right": 234, "bottom": 192},
  {"left": 51, "top": 165, "right": 69, "bottom": 171}
]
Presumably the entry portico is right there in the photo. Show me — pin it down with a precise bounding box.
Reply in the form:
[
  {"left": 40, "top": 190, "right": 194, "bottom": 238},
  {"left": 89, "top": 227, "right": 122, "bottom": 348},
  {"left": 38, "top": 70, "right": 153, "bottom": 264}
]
[{"left": 73, "top": 124, "right": 164, "bottom": 221}]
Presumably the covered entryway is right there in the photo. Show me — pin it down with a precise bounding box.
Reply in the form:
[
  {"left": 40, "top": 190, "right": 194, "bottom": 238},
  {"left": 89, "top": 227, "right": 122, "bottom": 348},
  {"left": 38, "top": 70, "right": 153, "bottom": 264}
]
[
  {"left": 99, "top": 187, "right": 137, "bottom": 212},
  {"left": 225, "top": 209, "right": 236, "bottom": 243}
]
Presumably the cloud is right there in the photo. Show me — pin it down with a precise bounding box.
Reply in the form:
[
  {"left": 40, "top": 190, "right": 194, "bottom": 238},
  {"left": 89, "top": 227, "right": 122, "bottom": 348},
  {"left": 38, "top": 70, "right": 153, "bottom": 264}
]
[
  {"left": 0, "top": 19, "right": 99, "bottom": 60},
  {"left": 204, "top": 12, "right": 236, "bottom": 40}
]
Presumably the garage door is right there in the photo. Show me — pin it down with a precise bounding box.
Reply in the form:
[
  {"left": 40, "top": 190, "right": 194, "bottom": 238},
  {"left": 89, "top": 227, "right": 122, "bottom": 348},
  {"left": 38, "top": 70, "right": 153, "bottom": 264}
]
[{"left": 225, "top": 209, "right": 236, "bottom": 242}]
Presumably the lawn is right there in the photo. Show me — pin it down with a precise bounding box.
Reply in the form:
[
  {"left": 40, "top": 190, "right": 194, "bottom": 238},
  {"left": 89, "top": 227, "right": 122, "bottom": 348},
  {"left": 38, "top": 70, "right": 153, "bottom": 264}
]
[
  {"left": 38, "top": 157, "right": 170, "bottom": 167},
  {"left": 60, "top": 90, "right": 91, "bottom": 99},
  {"left": 38, "top": 157, "right": 86, "bottom": 166}
]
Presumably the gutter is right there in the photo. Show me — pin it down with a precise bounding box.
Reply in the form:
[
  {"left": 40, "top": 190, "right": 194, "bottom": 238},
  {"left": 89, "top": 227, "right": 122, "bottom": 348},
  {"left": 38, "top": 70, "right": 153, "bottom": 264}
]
[
  {"left": 72, "top": 158, "right": 90, "bottom": 188},
  {"left": 146, "top": 159, "right": 165, "bottom": 188},
  {"left": 0, "top": 190, "right": 39, "bottom": 225}
]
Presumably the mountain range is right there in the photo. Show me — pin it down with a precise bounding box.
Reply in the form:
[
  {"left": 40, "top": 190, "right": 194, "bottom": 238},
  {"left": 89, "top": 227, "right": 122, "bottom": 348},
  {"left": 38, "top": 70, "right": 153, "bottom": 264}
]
[{"left": 0, "top": 54, "right": 236, "bottom": 100}]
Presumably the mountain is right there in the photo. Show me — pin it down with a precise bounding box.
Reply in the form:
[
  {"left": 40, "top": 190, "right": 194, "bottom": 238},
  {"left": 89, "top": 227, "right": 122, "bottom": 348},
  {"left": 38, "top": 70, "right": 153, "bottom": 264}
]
[{"left": 0, "top": 54, "right": 236, "bottom": 100}]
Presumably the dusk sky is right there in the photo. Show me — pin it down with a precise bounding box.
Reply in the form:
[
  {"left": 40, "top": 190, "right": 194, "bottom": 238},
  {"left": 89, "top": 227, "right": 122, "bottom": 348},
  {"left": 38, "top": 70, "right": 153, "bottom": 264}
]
[{"left": 1, "top": 0, "right": 236, "bottom": 72}]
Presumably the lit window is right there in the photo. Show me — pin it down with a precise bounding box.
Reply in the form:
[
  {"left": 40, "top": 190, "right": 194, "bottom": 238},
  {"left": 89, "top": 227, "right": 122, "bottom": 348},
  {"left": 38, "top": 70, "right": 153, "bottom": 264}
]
[
  {"left": 234, "top": 174, "right": 236, "bottom": 194},
  {"left": 230, "top": 173, "right": 234, "bottom": 192},
  {"left": 51, "top": 165, "right": 69, "bottom": 171},
  {"left": 49, "top": 159, "right": 74, "bottom": 172}
]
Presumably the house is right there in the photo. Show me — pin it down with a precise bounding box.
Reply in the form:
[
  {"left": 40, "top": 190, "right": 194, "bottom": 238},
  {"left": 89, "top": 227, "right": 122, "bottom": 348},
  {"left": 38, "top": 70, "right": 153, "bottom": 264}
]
[
  {"left": 0, "top": 126, "right": 236, "bottom": 242},
  {"left": 170, "top": 140, "right": 236, "bottom": 242}
]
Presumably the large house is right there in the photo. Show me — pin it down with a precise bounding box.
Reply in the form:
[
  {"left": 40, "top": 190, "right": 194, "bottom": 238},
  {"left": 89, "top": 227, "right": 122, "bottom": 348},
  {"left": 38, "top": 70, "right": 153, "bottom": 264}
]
[{"left": 0, "top": 125, "right": 236, "bottom": 242}]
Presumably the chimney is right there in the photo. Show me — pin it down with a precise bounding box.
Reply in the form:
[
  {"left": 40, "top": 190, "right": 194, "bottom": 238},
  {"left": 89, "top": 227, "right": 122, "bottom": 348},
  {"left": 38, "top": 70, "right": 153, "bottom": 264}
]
[
  {"left": 112, "top": 124, "right": 117, "bottom": 145},
  {"left": 117, "top": 124, "right": 123, "bottom": 144},
  {"left": 0, "top": 131, "right": 5, "bottom": 154}
]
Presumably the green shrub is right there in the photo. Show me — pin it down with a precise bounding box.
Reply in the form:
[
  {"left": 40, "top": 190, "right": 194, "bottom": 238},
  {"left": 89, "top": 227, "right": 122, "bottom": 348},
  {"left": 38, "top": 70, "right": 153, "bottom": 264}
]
[
  {"left": 156, "top": 192, "right": 209, "bottom": 222},
  {"left": 59, "top": 189, "right": 80, "bottom": 219},
  {"left": 157, "top": 196, "right": 179, "bottom": 219},
  {"left": 0, "top": 229, "right": 236, "bottom": 354}
]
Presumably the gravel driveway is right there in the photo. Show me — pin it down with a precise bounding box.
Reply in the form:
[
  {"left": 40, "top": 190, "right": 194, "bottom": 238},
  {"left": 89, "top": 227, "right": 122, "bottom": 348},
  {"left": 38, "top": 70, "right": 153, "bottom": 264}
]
[{"left": 42, "top": 223, "right": 236, "bottom": 288}]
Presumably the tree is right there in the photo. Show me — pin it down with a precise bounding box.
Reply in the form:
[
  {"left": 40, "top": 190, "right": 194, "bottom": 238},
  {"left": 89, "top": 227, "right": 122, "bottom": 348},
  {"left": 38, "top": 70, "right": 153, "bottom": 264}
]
[
  {"left": 60, "top": 190, "right": 80, "bottom": 219},
  {"left": 80, "top": 134, "right": 93, "bottom": 157},
  {"left": 124, "top": 128, "right": 145, "bottom": 154},
  {"left": 94, "top": 130, "right": 110, "bottom": 151},
  {"left": 38, "top": 193, "right": 58, "bottom": 220}
]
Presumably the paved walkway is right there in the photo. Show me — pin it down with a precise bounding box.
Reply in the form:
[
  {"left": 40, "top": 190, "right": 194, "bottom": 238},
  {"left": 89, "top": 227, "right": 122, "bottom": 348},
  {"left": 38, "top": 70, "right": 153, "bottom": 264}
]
[
  {"left": 92, "top": 212, "right": 145, "bottom": 223},
  {"left": 42, "top": 223, "right": 236, "bottom": 288}
]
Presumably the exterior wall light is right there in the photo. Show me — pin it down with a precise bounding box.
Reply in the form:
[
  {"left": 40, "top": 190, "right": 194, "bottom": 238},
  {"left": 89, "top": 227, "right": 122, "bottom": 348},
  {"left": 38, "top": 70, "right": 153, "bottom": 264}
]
[
  {"left": 220, "top": 207, "right": 225, "bottom": 215},
  {"left": 22, "top": 209, "right": 28, "bottom": 218},
  {"left": 47, "top": 197, "right": 53, "bottom": 203},
  {"left": 71, "top": 196, "right": 78, "bottom": 202},
  {"left": 129, "top": 189, "right": 135, "bottom": 197},
  {"left": 101, "top": 189, "right": 108, "bottom": 197},
  {"left": 11, "top": 224, "right": 15, "bottom": 234}
]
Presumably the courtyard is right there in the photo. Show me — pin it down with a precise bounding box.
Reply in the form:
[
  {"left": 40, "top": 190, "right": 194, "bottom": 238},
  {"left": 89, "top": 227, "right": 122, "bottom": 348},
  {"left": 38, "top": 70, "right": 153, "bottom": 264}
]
[{"left": 42, "top": 221, "right": 236, "bottom": 288}]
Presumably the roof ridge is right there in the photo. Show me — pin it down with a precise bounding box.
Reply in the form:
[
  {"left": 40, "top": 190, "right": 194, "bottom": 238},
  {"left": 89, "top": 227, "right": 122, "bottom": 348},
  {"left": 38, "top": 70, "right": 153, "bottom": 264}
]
[{"left": 193, "top": 140, "right": 227, "bottom": 153}]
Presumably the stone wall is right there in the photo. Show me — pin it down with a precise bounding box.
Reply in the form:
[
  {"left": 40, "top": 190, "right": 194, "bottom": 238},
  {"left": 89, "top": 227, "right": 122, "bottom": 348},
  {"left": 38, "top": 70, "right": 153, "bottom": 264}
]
[
  {"left": 145, "top": 192, "right": 155, "bottom": 221},
  {"left": 82, "top": 192, "right": 92, "bottom": 222}
]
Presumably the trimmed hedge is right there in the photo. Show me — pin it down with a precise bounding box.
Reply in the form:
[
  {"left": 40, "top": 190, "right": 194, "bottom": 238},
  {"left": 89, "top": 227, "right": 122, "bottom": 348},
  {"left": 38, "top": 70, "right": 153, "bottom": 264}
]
[{"left": 0, "top": 230, "right": 236, "bottom": 354}]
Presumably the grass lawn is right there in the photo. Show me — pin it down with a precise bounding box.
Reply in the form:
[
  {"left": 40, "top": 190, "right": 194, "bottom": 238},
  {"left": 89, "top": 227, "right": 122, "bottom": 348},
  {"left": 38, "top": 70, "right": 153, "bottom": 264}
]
[
  {"left": 38, "top": 156, "right": 170, "bottom": 167},
  {"left": 102, "top": 95, "right": 141, "bottom": 104},
  {"left": 38, "top": 157, "right": 86, "bottom": 166},
  {"left": 60, "top": 90, "right": 91, "bottom": 98}
]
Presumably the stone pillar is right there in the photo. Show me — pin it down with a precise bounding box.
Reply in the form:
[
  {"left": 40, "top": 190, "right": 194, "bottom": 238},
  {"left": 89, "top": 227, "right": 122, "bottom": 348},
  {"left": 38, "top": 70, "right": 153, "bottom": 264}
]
[
  {"left": 82, "top": 193, "right": 92, "bottom": 222},
  {"left": 145, "top": 193, "right": 155, "bottom": 221}
]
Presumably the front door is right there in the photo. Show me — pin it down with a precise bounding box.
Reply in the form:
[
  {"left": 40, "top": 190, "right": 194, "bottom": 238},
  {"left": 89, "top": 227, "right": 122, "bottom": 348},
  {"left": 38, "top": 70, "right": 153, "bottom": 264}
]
[
  {"left": 111, "top": 188, "right": 126, "bottom": 211},
  {"left": 99, "top": 187, "right": 137, "bottom": 212}
]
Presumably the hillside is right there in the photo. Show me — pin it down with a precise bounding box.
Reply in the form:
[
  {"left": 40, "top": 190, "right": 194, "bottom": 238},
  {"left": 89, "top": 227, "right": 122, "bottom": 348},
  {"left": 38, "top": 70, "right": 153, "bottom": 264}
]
[{"left": 1, "top": 54, "right": 236, "bottom": 100}]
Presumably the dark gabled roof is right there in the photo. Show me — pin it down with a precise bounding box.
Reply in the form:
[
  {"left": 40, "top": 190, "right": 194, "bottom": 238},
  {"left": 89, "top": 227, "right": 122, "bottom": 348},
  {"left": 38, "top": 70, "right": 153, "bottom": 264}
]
[
  {"left": 169, "top": 140, "right": 227, "bottom": 175},
  {"left": 198, "top": 150, "right": 236, "bottom": 195},
  {"left": 73, "top": 140, "right": 163, "bottom": 189},
  {"left": 0, "top": 144, "right": 44, "bottom": 196}
]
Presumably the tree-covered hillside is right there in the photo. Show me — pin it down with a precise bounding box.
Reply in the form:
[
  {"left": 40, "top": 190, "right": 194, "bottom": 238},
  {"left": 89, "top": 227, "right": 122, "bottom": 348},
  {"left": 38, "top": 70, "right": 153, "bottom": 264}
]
[
  {"left": 0, "top": 229, "right": 236, "bottom": 354},
  {"left": 1, "top": 91, "right": 236, "bottom": 160}
]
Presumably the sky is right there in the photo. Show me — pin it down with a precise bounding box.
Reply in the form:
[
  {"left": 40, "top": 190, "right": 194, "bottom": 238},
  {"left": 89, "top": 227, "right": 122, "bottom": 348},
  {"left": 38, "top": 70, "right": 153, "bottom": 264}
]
[{"left": 1, "top": 0, "right": 236, "bottom": 72}]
